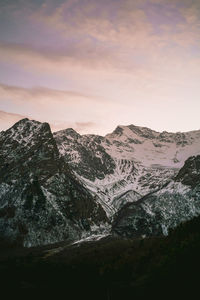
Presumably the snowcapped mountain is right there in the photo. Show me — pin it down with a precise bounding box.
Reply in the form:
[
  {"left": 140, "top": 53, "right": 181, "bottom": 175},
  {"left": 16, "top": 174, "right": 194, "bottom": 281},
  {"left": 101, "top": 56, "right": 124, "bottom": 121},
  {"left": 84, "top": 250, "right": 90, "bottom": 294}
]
[
  {"left": 105, "top": 124, "right": 200, "bottom": 168},
  {"left": 0, "top": 118, "right": 200, "bottom": 246},
  {"left": 54, "top": 124, "right": 200, "bottom": 219},
  {"left": 113, "top": 155, "right": 200, "bottom": 238},
  {"left": 0, "top": 119, "right": 109, "bottom": 247}
]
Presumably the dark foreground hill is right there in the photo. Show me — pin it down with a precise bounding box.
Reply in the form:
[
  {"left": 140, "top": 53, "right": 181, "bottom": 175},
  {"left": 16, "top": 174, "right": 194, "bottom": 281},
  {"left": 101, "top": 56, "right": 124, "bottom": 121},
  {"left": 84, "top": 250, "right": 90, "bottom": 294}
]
[{"left": 1, "top": 214, "right": 200, "bottom": 299}]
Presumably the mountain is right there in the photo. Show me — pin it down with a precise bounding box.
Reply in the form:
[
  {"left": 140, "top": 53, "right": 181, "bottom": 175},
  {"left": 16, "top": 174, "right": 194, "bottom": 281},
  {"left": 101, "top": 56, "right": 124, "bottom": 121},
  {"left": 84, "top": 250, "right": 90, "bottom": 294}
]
[
  {"left": 54, "top": 124, "right": 200, "bottom": 221},
  {"left": 1, "top": 118, "right": 200, "bottom": 246},
  {"left": 0, "top": 119, "right": 109, "bottom": 247},
  {"left": 112, "top": 155, "right": 200, "bottom": 238}
]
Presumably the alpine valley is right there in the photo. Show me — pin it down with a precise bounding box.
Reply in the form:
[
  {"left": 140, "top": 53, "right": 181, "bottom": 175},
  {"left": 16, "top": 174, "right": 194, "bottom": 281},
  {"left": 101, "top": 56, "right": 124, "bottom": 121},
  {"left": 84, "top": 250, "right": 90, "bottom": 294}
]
[{"left": 0, "top": 118, "right": 200, "bottom": 247}]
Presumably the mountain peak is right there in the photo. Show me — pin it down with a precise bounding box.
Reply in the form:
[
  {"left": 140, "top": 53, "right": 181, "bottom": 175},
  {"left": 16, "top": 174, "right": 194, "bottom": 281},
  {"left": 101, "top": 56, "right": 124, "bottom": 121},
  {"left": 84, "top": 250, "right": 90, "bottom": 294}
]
[
  {"left": 12, "top": 117, "right": 39, "bottom": 127},
  {"left": 112, "top": 125, "right": 125, "bottom": 136},
  {"left": 0, "top": 118, "right": 54, "bottom": 166},
  {"left": 0, "top": 119, "right": 108, "bottom": 247},
  {"left": 127, "top": 124, "right": 159, "bottom": 139},
  {"left": 109, "top": 124, "right": 159, "bottom": 140},
  {"left": 54, "top": 127, "right": 81, "bottom": 140},
  {"left": 2, "top": 118, "right": 51, "bottom": 144}
]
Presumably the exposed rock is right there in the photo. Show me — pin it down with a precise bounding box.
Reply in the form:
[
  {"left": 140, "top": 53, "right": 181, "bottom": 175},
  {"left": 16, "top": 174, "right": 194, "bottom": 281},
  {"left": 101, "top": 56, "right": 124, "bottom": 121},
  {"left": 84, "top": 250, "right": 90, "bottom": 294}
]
[
  {"left": 0, "top": 119, "right": 109, "bottom": 247},
  {"left": 175, "top": 155, "right": 200, "bottom": 188},
  {"left": 112, "top": 156, "right": 200, "bottom": 238},
  {"left": 1, "top": 119, "right": 200, "bottom": 246}
]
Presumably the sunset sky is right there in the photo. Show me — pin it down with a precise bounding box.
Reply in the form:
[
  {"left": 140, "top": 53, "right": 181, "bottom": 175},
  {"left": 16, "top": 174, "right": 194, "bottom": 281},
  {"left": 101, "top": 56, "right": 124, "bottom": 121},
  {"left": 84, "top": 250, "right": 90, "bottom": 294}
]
[{"left": 0, "top": 0, "right": 200, "bottom": 135}]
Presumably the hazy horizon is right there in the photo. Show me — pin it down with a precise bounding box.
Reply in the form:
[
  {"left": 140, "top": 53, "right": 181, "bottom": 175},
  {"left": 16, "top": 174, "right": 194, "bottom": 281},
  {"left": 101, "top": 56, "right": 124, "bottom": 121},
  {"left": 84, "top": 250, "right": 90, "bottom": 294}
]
[{"left": 1, "top": 115, "right": 200, "bottom": 136}]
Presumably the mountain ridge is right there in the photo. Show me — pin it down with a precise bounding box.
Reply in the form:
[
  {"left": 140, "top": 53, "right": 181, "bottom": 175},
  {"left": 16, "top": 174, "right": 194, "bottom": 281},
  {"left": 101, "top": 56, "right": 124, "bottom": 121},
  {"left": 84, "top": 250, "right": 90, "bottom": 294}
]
[
  {"left": 1, "top": 117, "right": 200, "bottom": 246},
  {"left": 0, "top": 118, "right": 109, "bottom": 247}
]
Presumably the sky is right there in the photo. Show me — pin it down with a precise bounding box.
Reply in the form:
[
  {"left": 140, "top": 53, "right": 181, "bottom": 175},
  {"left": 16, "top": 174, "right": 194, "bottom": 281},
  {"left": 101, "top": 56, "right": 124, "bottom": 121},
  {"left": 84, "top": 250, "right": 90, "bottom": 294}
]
[{"left": 0, "top": 0, "right": 200, "bottom": 135}]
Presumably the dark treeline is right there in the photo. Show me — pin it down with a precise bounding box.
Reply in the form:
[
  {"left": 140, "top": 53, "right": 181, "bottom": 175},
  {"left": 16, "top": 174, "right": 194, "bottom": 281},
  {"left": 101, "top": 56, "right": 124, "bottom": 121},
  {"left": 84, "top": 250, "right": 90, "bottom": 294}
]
[{"left": 1, "top": 215, "right": 200, "bottom": 299}]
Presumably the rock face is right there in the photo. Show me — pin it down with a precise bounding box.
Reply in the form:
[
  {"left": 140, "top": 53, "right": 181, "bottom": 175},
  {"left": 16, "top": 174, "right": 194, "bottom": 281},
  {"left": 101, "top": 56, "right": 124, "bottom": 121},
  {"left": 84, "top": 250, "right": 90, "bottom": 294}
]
[
  {"left": 175, "top": 155, "right": 200, "bottom": 188},
  {"left": 53, "top": 124, "right": 200, "bottom": 219},
  {"left": 54, "top": 129, "right": 116, "bottom": 182},
  {"left": 1, "top": 119, "right": 200, "bottom": 246},
  {"left": 53, "top": 123, "right": 200, "bottom": 239},
  {"left": 0, "top": 119, "right": 108, "bottom": 247},
  {"left": 112, "top": 156, "right": 200, "bottom": 238}
]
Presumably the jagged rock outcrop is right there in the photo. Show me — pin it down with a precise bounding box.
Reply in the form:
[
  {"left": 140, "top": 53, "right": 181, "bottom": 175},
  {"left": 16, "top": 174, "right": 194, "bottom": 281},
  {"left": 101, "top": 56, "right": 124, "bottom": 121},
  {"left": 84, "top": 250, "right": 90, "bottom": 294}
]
[
  {"left": 112, "top": 156, "right": 200, "bottom": 238},
  {"left": 0, "top": 119, "right": 109, "bottom": 247},
  {"left": 175, "top": 155, "right": 200, "bottom": 187},
  {"left": 53, "top": 124, "right": 200, "bottom": 219},
  {"left": 1, "top": 119, "right": 200, "bottom": 246},
  {"left": 54, "top": 129, "right": 116, "bottom": 181}
]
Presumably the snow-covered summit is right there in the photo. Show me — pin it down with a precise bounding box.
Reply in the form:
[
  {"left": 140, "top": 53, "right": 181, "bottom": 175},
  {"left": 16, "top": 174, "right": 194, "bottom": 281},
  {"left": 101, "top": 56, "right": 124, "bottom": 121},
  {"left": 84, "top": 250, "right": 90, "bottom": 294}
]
[
  {"left": 108, "top": 124, "right": 159, "bottom": 140},
  {"left": 52, "top": 123, "right": 200, "bottom": 220},
  {"left": 103, "top": 124, "right": 200, "bottom": 168},
  {"left": 0, "top": 118, "right": 109, "bottom": 247},
  {"left": 1, "top": 118, "right": 200, "bottom": 246},
  {"left": 107, "top": 123, "right": 200, "bottom": 145},
  {"left": 54, "top": 128, "right": 81, "bottom": 140},
  {"left": 0, "top": 118, "right": 51, "bottom": 145},
  {"left": 0, "top": 118, "right": 57, "bottom": 166}
]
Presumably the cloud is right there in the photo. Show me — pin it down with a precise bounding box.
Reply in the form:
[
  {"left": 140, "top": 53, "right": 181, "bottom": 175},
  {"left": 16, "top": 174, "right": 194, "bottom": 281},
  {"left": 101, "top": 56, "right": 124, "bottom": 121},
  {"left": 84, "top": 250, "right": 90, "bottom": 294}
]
[
  {"left": 0, "top": 1, "right": 156, "bottom": 75},
  {"left": 0, "top": 83, "right": 103, "bottom": 116},
  {"left": 51, "top": 121, "right": 98, "bottom": 133},
  {"left": 0, "top": 110, "right": 27, "bottom": 132},
  {"left": 0, "top": 82, "right": 92, "bottom": 102},
  {"left": 0, "top": 83, "right": 126, "bottom": 135},
  {"left": 31, "top": 0, "right": 200, "bottom": 50},
  {"left": 1, "top": 0, "right": 199, "bottom": 80},
  {"left": 0, "top": 109, "right": 98, "bottom": 134},
  {"left": 0, "top": 41, "right": 130, "bottom": 76},
  {"left": 0, "top": 37, "right": 152, "bottom": 76},
  {"left": 32, "top": 0, "right": 154, "bottom": 48},
  {"left": 0, "top": 0, "right": 200, "bottom": 135}
]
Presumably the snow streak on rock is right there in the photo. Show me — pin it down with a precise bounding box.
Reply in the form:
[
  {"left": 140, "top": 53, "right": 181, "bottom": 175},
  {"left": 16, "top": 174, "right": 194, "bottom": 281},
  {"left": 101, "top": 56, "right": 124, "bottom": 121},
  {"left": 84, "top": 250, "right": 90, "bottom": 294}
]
[
  {"left": 0, "top": 119, "right": 109, "bottom": 247},
  {"left": 1, "top": 119, "right": 200, "bottom": 246}
]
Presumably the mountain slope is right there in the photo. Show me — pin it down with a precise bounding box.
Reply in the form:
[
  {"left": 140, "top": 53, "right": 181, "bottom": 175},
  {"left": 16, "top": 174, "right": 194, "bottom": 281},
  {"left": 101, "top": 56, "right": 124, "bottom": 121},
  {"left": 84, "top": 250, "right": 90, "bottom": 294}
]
[
  {"left": 0, "top": 119, "right": 109, "bottom": 247},
  {"left": 1, "top": 119, "right": 200, "bottom": 246},
  {"left": 112, "top": 155, "right": 200, "bottom": 237},
  {"left": 53, "top": 124, "right": 200, "bottom": 219}
]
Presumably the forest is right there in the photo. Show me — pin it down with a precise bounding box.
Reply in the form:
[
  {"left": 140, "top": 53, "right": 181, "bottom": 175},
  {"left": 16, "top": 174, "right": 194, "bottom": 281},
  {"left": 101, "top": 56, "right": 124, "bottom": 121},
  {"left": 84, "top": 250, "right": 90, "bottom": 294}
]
[{"left": 0, "top": 214, "right": 200, "bottom": 299}]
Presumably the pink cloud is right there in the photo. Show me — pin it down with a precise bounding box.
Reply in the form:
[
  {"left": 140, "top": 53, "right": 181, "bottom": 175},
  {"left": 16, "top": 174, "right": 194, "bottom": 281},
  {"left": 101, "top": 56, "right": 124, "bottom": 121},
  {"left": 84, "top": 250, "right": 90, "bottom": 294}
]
[
  {"left": 0, "top": 110, "right": 27, "bottom": 132},
  {"left": 0, "top": 109, "right": 98, "bottom": 134}
]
